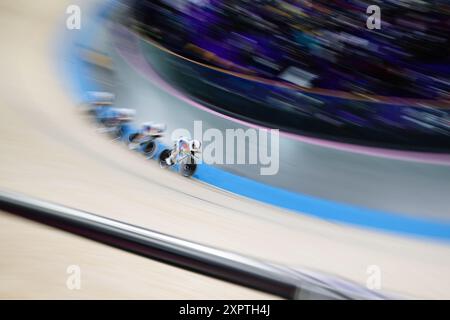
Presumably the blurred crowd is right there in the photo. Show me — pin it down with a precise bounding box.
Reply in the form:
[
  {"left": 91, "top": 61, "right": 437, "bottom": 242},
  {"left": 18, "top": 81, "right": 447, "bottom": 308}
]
[{"left": 133, "top": 0, "right": 450, "bottom": 100}]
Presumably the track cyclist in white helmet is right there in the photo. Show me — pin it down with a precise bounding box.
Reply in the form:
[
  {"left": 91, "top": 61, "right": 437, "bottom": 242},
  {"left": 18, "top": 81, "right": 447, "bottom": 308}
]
[
  {"left": 128, "top": 122, "right": 166, "bottom": 151},
  {"left": 165, "top": 136, "right": 201, "bottom": 166}
]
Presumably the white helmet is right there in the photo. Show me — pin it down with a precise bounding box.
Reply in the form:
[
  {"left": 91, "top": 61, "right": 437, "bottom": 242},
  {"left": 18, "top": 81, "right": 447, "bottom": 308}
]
[
  {"left": 88, "top": 91, "right": 115, "bottom": 104},
  {"left": 190, "top": 139, "right": 201, "bottom": 152},
  {"left": 153, "top": 123, "right": 167, "bottom": 133},
  {"left": 142, "top": 122, "right": 166, "bottom": 134},
  {"left": 117, "top": 108, "right": 135, "bottom": 121}
]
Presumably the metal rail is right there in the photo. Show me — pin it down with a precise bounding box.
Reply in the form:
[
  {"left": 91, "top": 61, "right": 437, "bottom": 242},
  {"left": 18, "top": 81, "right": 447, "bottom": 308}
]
[{"left": 0, "top": 190, "right": 387, "bottom": 300}]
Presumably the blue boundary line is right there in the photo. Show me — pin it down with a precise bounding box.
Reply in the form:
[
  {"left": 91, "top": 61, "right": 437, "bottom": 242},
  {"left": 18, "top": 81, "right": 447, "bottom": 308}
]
[{"left": 55, "top": 0, "right": 450, "bottom": 242}]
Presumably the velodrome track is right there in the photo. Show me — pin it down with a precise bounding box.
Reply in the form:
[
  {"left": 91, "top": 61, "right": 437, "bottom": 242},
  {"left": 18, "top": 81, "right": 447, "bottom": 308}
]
[
  {"left": 0, "top": 212, "right": 276, "bottom": 299},
  {"left": 1, "top": 0, "right": 450, "bottom": 299}
]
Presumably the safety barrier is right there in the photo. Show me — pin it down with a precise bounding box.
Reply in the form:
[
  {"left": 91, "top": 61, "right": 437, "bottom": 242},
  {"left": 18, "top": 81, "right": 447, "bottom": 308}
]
[{"left": 0, "top": 190, "right": 387, "bottom": 300}]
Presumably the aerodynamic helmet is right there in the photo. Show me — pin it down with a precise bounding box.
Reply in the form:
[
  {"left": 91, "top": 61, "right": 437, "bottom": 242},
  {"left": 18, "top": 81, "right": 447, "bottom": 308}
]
[{"left": 117, "top": 108, "right": 135, "bottom": 121}]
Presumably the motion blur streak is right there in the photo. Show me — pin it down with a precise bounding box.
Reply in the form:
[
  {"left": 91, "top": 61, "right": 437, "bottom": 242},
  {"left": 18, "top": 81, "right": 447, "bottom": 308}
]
[
  {"left": 132, "top": 0, "right": 450, "bottom": 150},
  {"left": 0, "top": 0, "right": 450, "bottom": 299},
  {"left": 0, "top": 212, "right": 274, "bottom": 299}
]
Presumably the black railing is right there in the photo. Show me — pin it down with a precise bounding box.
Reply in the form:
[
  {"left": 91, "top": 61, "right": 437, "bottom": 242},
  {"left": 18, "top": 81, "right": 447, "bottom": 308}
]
[{"left": 0, "top": 190, "right": 388, "bottom": 300}]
